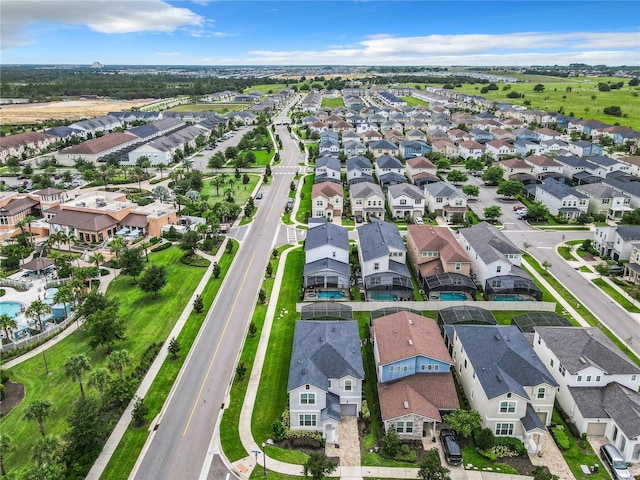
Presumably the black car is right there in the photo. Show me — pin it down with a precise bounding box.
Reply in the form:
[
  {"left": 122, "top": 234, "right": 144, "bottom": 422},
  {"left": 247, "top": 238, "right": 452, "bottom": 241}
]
[{"left": 439, "top": 429, "right": 462, "bottom": 466}]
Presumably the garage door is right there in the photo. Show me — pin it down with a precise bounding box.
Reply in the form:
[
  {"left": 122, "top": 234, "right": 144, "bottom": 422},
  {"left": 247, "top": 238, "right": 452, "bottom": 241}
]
[
  {"left": 341, "top": 404, "right": 357, "bottom": 416},
  {"left": 586, "top": 422, "right": 606, "bottom": 435}
]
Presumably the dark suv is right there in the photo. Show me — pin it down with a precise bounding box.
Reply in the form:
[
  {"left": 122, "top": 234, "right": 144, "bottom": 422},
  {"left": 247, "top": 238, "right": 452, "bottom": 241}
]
[{"left": 439, "top": 429, "right": 462, "bottom": 466}]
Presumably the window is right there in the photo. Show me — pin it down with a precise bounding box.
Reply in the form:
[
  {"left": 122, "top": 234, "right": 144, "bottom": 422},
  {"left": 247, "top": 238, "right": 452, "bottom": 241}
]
[
  {"left": 537, "top": 388, "right": 545, "bottom": 399},
  {"left": 496, "top": 265, "right": 502, "bottom": 273},
  {"left": 455, "top": 263, "right": 461, "bottom": 271},
  {"left": 495, "top": 423, "right": 514, "bottom": 436},
  {"left": 436, "top": 197, "right": 443, "bottom": 203},
  {"left": 396, "top": 422, "right": 404, "bottom": 433},
  {"left": 550, "top": 358, "right": 554, "bottom": 367},
  {"left": 299, "top": 414, "right": 317, "bottom": 427},
  {"left": 328, "top": 380, "right": 332, "bottom": 389},
  {"left": 300, "top": 393, "right": 316, "bottom": 405},
  {"left": 400, "top": 199, "right": 407, "bottom": 205},
  {"left": 464, "top": 359, "right": 467, "bottom": 369},
  {"left": 420, "top": 364, "right": 427, "bottom": 371},
  {"left": 403, "top": 365, "right": 409, "bottom": 372},
  {"left": 389, "top": 366, "right": 395, "bottom": 372},
  {"left": 499, "top": 401, "right": 516, "bottom": 413},
  {"left": 632, "top": 374, "right": 637, "bottom": 382},
  {"left": 586, "top": 375, "right": 591, "bottom": 382},
  {"left": 344, "top": 380, "right": 353, "bottom": 391},
  {"left": 577, "top": 375, "right": 582, "bottom": 382},
  {"left": 433, "top": 364, "right": 439, "bottom": 371},
  {"left": 559, "top": 364, "right": 566, "bottom": 376},
  {"left": 405, "top": 422, "right": 414, "bottom": 433},
  {"left": 595, "top": 375, "right": 601, "bottom": 382},
  {"left": 374, "top": 262, "right": 380, "bottom": 271}
]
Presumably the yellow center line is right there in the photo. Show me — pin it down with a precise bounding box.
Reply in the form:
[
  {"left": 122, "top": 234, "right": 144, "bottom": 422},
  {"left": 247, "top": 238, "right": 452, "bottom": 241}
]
[{"left": 182, "top": 250, "right": 256, "bottom": 436}]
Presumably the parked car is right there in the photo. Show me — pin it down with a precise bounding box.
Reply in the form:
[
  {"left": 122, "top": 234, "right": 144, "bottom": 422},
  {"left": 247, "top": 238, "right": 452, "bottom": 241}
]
[
  {"left": 517, "top": 208, "right": 528, "bottom": 217},
  {"left": 472, "top": 171, "right": 483, "bottom": 177},
  {"left": 414, "top": 217, "right": 424, "bottom": 225},
  {"left": 600, "top": 444, "right": 631, "bottom": 480},
  {"left": 439, "top": 429, "right": 462, "bottom": 466},
  {"left": 513, "top": 205, "right": 525, "bottom": 211},
  {"left": 255, "top": 193, "right": 263, "bottom": 200}
]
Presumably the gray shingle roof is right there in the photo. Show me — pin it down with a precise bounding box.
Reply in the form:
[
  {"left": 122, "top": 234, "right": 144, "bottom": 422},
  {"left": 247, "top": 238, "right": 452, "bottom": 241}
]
[
  {"left": 305, "top": 222, "right": 348, "bottom": 251},
  {"left": 521, "top": 403, "right": 546, "bottom": 432},
  {"left": 303, "top": 257, "right": 351, "bottom": 277},
  {"left": 387, "top": 183, "right": 424, "bottom": 200},
  {"left": 458, "top": 222, "right": 520, "bottom": 264},
  {"left": 357, "top": 220, "right": 406, "bottom": 262},
  {"left": 537, "top": 178, "right": 587, "bottom": 200},
  {"left": 453, "top": 325, "right": 557, "bottom": 400},
  {"left": 350, "top": 181, "right": 383, "bottom": 199},
  {"left": 537, "top": 326, "right": 640, "bottom": 375},
  {"left": 376, "top": 154, "right": 403, "bottom": 170},
  {"left": 288, "top": 320, "right": 364, "bottom": 391},
  {"left": 616, "top": 226, "right": 640, "bottom": 241}
]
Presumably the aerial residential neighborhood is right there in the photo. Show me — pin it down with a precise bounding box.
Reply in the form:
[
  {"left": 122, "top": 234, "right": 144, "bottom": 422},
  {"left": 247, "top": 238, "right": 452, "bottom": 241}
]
[{"left": 1, "top": 2, "right": 640, "bottom": 480}]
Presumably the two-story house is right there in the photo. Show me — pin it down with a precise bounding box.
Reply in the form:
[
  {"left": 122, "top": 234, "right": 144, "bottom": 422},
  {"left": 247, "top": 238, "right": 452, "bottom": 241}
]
[
  {"left": 406, "top": 156, "right": 438, "bottom": 187},
  {"left": 593, "top": 225, "right": 640, "bottom": 261},
  {"left": 368, "top": 139, "right": 399, "bottom": 158},
  {"left": 533, "top": 327, "right": 640, "bottom": 463},
  {"left": 357, "top": 219, "right": 413, "bottom": 301},
  {"left": 288, "top": 320, "right": 364, "bottom": 444},
  {"left": 346, "top": 156, "right": 375, "bottom": 186},
  {"left": 457, "top": 140, "right": 485, "bottom": 159},
  {"left": 400, "top": 140, "right": 432, "bottom": 159},
  {"left": 303, "top": 220, "right": 350, "bottom": 291},
  {"left": 349, "top": 182, "right": 385, "bottom": 221},
  {"left": 374, "top": 155, "right": 407, "bottom": 189},
  {"left": 314, "top": 156, "right": 342, "bottom": 185},
  {"left": 311, "top": 181, "right": 343, "bottom": 220},
  {"left": 534, "top": 178, "right": 589, "bottom": 220},
  {"left": 423, "top": 182, "right": 468, "bottom": 223},
  {"left": 373, "top": 311, "right": 459, "bottom": 439},
  {"left": 406, "top": 225, "right": 474, "bottom": 298},
  {"left": 576, "top": 183, "right": 633, "bottom": 221},
  {"left": 444, "top": 324, "right": 558, "bottom": 453},
  {"left": 386, "top": 183, "right": 425, "bottom": 219}
]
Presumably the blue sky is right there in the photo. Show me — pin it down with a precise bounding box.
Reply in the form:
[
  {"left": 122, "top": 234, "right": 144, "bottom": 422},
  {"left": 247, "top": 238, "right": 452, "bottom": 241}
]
[{"left": 2, "top": 1, "right": 639, "bottom": 66}]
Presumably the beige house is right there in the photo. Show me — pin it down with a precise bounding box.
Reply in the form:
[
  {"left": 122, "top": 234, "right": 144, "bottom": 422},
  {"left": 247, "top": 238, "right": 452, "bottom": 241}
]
[
  {"left": 406, "top": 225, "right": 471, "bottom": 279},
  {"left": 311, "top": 181, "right": 343, "bottom": 219},
  {"left": 349, "top": 182, "right": 385, "bottom": 220}
]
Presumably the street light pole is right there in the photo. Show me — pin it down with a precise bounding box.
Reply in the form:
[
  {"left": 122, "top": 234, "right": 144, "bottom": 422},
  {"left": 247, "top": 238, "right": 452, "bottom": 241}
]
[{"left": 262, "top": 442, "right": 267, "bottom": 476}]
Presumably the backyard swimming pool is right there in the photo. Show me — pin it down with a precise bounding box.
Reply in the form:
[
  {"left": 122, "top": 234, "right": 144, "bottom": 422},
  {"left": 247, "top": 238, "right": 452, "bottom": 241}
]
[
  {"left": 436, "top": 292, "right": 468, "bottom": 301},
  {"left": 494, "top": 295, "right": 525, "bottom": 301},
  {"left": 318, "top": 290, "right": 346, "bottom": 300}
]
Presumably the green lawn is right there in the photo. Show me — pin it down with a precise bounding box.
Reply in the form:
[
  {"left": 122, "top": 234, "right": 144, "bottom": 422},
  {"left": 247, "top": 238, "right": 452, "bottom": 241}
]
[
  {"left": 558, "top": 246, "right": 577, "bottom": 261},
  {"left": 201, "top": 173, "right": 260, "bottom": 207},
  {"left": 168, "top": 103, "right": 247, "bottom": 114},
  {"left": 101, "top": 241, "right": 238, "bottom": 479},
  {"left": 460, "top": 438, "right": 518, "bottom": 475},
  {"left": 400, "top": 96, "right": 429, "bottom": 107},
  {"left": 321, "top": 97, "right": 344, "bottom": 108},
  {"left": 591, "top": 278, "right": 640, "bottom": 313},
  {"left": 295, "top": 174, "right": 313, "bottom": 224},
  {"left": 580, "top": 266, "right": 593, "bottom": 273},
  {"left": 240, "top": 149, "right": 274, "bottom": 167},
  {"left": 1, "top": 246, "right": 207, "bottom": 474}
]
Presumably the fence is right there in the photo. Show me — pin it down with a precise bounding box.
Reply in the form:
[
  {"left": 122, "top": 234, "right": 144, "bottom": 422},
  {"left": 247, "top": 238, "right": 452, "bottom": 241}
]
[
  {"left": 296, "top": 300, "right": 557, "bottom": 313},
  {"left": 0, "top": 314, "right": 77, "bottom": 353},
  {"left": 45, "top": 277, "right": 72, "bottom": 289},
  {"left": 0, "top": 278, "right": 31, "bottom": 291}
]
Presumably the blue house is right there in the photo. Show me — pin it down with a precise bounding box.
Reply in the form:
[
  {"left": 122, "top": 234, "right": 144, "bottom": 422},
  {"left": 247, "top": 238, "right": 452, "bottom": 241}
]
[
  {"left": 469, "top": 128, "right": 494, "bottom": 143},
  {"left": 399, "top": 140, "right": 432, "bottom": 158}
]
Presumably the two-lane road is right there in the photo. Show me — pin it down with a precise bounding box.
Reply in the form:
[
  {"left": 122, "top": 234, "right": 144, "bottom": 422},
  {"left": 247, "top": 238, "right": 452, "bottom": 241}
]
[{"left": 133, "top": 123, "right": 302, "bottom": 479}]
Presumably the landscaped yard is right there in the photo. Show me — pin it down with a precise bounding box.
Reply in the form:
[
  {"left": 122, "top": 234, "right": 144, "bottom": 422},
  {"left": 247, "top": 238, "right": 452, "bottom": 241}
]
[
  {"left": 2, "top": 245, "right": 208, "bottom": 474},
  {"left": 294, "top": 174, "right": 313, "bottom": 223},
  {"left": 321, "top": 97, "right": 344, "bottom": 108},
  {"left": 591, "top": 277, "right": 640, "bottom": 313},
  {"left": 201, "top": 172, "right": 260, "bottom": 207}
]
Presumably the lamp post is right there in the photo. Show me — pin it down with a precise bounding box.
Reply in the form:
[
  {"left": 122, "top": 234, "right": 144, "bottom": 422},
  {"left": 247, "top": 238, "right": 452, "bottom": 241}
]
[{"left": 262, "top": 442, "right": 267, "bottom": 476}]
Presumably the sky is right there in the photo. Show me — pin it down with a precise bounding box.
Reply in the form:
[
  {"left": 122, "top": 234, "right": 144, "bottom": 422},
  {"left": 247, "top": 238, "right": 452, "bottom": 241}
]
[{"left": 1, "top": 0, "right": 639, "bottom": 66}]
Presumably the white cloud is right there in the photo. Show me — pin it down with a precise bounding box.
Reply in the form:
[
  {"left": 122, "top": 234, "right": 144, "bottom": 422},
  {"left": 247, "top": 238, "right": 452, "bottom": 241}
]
[{"left": 1, "top": 0, "right": 204, "bottom": 50}]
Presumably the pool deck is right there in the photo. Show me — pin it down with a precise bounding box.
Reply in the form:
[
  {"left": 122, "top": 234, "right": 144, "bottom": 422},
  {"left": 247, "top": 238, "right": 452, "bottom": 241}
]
[{"left": 303, "top": 288, "right": 350, "bottom": 302}]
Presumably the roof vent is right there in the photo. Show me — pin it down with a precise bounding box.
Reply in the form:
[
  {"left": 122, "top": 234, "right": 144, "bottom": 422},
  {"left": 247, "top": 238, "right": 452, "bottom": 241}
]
[
  {"left": 495, "top": 333, "right": 501, "bottom": 341},
  {"left": 408, "top": 318, "right": 414, "bottom": 325},
  {"left": 403, "top": 401, "right": 409, "bottom": 409},
  {"left": 408, "top": 339, "right": 414, "bottom": 346},
  {"left": 579, "top": 356, "right": 587, "bottom": 364},
  {"left": 496, "top": 374, "right": 502, "bottom": 382}
]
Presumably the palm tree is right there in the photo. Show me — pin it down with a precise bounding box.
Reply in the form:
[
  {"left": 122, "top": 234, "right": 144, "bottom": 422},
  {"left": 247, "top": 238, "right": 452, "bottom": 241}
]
[
  {"left": 212, "top": 175, "right": 227, "bottom": 197},
  {"left": 15, "top": 215, "right": 36, "bottom": 247},
  {"left": 31, "top": 435, "right": 62, "bottom": 469},
  {"left": 88, "top": 252, "right": 105, "bottom": 270},
  {"left": 107, "top": 349, "right": 133, "bottom": 379},
  {"left": 25, "top": 300, "right": 52, "bottom": 332},
  {"left": 65, "top": 232, "right": 78, "bottom": 260},
  {"left": 0, "top": 313, "right": 18, "bottom": 341},
  {"left": 155, "top": 162, "right": 167, "bottom": 179},
  {"left": 23, "top": 400, "right": 53, "bottom": 437},
  {"left": 53, "top": 285, "right": 73, "bottom": 318},
  {"left": 64, "top": 354, "right": 92, "bottom": 399},
  {"left": 139, "top": 240, "right": 152, "bottom": 262},
  {"left": 67, "top": 277, "right": 85, "bottom": 307},
  {"left": 88, "top": 368, "right": 110, "bottom": 406}
]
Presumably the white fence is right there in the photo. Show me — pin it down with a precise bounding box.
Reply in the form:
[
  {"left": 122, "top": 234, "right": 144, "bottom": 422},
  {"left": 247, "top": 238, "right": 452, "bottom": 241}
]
[{"left": 296, "top": 300, "right": 556, "bottom": 313}]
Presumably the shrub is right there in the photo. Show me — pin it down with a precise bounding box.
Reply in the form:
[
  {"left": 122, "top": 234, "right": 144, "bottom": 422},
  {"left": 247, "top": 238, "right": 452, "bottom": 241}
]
[
  {"left": 495, "top": 436, "right": 527, "bottom": 456},
  {"left": 474, "top": 427, "right": 495, "bottom": 450},
  {"left": 151, "top": 242, "right": 172, "bottom": 252},
  {"left": 0, "top": 383, "right": 5, "bottom": 401},
  {"left": 551, "top": 426, "right": 570, "bottom": 450},
  {"left": 359, "top": 399, "right": 370, "bottom": 421},
  {"left": 180, "top": 254, "right": 210, "bottom": 267},
  {"left": 132, "top": 396, "right": 149, "bottom": 427},
  {"left": 477, "top": 448, "right": 497, "bottom": 461},
  {"left": 0, "top": 369, "right": 9, "bottom": 383},
  {"left": 272, "top": 418, "right": 287, "bottom": 441}
]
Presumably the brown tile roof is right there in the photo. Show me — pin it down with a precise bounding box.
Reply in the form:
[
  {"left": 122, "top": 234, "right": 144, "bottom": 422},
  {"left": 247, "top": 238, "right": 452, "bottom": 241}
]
[
  {"left": 32, "top": 187, "right": 65, "bottom": 197},
  {"left": 406, "top": 156, "right": 436, "bottom": 169},
  {"left": 0, "top": 197, "right": 38, "bottom": 216},
  {"left": 120, "top": 213, "right": 149, "bottom": 228},
  {"left": 525, "top": 155, "right": 560, "bottom": 167},
  {"left": 59, "top": 132, "right": 135, "bottom": 155},
  {"left": 407, "top": 225, "right": 470, "bottom": 264},
  {"left": 378, "top": 373, "right": 460, "bottom": 422},
  {"left": 22, "top": 257, "right": 55, "bottom": 271},
  {"left": 312, "top": 181, "right": 343, "bottom": 198},
  {"left": 0, "top": 131, "right": 56, "bottom": 148},
  {"left": 49, "top": 209, "right": 118, "bottom": 232},
  {"left": 372, "top": 311, "right": 452, "bottom": 366},
  {"left": 497, "top": 158, "right": 530, "bottom": 169}
]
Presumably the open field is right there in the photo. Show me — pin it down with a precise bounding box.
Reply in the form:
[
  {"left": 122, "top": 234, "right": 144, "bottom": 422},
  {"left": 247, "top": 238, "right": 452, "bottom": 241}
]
[
  {"left": 321, "top": 97, "right": 345, "bottom": 108},
  {"left": 167, "top": 103, "right": 247, "bottom": 114},
  {"left": 0, "top": 98, "right": 154, "bottom": 125}
]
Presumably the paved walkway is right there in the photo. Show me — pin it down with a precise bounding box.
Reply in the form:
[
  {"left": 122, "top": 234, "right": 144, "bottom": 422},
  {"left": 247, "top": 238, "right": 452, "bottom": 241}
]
[{"left": 528, "top": 431, "right": 574, "bottom": 480}]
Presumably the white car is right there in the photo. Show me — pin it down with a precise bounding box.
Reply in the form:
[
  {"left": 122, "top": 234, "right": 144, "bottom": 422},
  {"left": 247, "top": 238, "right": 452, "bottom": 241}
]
[{"left": 414, "top": 217, "right": 424, "bottom": 225}]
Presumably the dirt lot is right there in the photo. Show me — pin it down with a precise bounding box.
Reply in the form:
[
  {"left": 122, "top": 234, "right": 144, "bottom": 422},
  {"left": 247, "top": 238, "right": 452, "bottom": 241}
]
[{"left": 0, "top": 98, "right": 155, "bottom": 125}]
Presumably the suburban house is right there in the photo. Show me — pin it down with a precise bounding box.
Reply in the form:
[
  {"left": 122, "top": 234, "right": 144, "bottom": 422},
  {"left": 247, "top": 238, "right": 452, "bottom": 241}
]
[
  {"left": 443, "top": 324, "right": 558, "bottom": 453},
  {"left": 457, "top": 140, "right": 485, "bottom": 159},
  {"left": 0, "top": 131, "right": 58, "bottom": 162},
  {"left": 423, "top": 182, "right": 468, "bottom": 223},
  {"left": 303, "top": 220, "right": 350, "bottom": 292},
  {"left": 343, "top": 140, "right": 367, "bottom": 157},
  {"left": 314, "top": 156, "right": 342, "bottom": 185},
  {"left": 372, "top": 311, "right": 459, "bottom": 439},
  {"left": 349, "top": 182, "right": 385, "bottom": 221},
  {"left": 405, "top": 225, "right": 473, "bottom": 298},
  {"left": 534, "top": 178, "right": 589, "bottom": 220},
  {"left": 400, "top": 140, "right": 432, "bottom": 159},
  {"left": 568, "top": 140, "right": 603, "bottom": 158},
  {"left": 593, "top": 225, "right": 640, "bottom": 261},
  {"left": 524, "top": 155, "right": 564, "bottom": 179},
  {"left": 368, "top": 139, "right": 399, "bottom": 158},
  {"left": 457, "top": 222, "right": 540, "bottom": 300},
  {"left": 485, "top": 140, "right": 517, "bottom": 159},
  {"left": 55, "top": 132, "right": 138, "bottom": 164},
  {"left": 576, "top": 183, "right": 633, "bottom": 220},
  {"left": 357, "top": 220, "right": 413, "bottom": 301},
  {"left": 374, "top": 155, "right": 407, "bottom": 188},
  {"left": 311, "top": 181, "right": 343, "bottom": 220},
  {"left": 495, "top": 158, "right": 534, "bottom": 180},
  {"left": 319, "top": 140, "right": 340, "bottom": 156},
  {"left": 406, "top": 156, "right": 438, "bottom": 186},
  {"left": 287, "top": 320, "right": 364, "bottom": 444},
  {"left": 533, "top": 327, "right": 640, "bottom": 463},
  {"left": 386, "top": 183, "right": 425, "bottom": 219},
  {"left": 346, "top": 156, "right": 374, "bottom": 185},
  {"left": 431, "top": 140, "right": 459, "bottom": 159}
]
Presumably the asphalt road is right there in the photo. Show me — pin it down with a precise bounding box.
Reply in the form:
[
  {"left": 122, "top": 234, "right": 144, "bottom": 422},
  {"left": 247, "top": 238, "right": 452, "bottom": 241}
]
[
  {"left": 466, "top": 172, "right": 640, "bottom": 357},
  {"left": 133, "top": 117, "right": 302, "bottom": 478}
]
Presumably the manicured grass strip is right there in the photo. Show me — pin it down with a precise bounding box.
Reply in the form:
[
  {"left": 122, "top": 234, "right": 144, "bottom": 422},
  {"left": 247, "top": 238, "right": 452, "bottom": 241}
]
[
  {"left": 220, "top": 246, "right": 291, "bottom": 462},
  {"left": 524, "top": 254, "right": 640, "bottom": 368},
  {"left": 551, "top": 410, "right": 611, "bottom": 480},
  {"left": 295, "top": 174, "right": 313, "bottom": 223},
  {"left": 557, "top": 246, "right": 577, "bottom": 261},
  {"left": 2, "top": 247, "right": 206, "bottom": 474},
  {"left": 580, "top": 266, "right": 592, "bottom": 273},
  {"left": 321, "top": 97, "right": 344, "bottom": 108},
  {"left": 400, "top": 96, "right": 429, "bottom": 107},
  {"left": 100, "top": 242, "right": 238, "bottom": 479},
  {"left": 592, "top": 278, "right": 640, "bottom": 313}
]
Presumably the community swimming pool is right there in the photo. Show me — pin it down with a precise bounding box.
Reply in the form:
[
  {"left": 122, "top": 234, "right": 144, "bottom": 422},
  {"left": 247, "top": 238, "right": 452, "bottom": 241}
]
[
  {"left": 0, "top": 301, "right": 28, "bottom": 329},
  {"left": 317, "top": 290, "right": 346, "bottom": 300}
]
